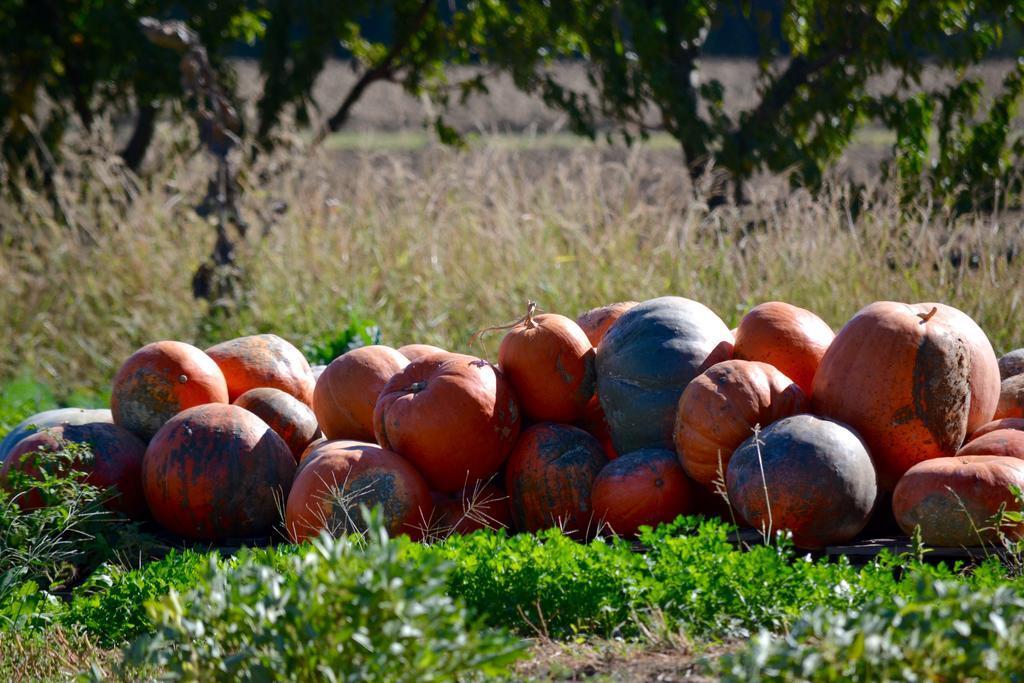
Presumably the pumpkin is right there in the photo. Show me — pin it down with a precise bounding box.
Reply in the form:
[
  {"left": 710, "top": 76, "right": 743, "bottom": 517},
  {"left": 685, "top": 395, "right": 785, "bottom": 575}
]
[
  {"left": 142, "top": 403, "right": 295, "bottom": 540},
  {"left": 956, "top": 429, "right": 1024, "bottom": 460},
  {"left": 374, "top": 353, "right": 521, "bottom": 493},
  {"left": 206, "top": 334, "right": 315, "bottom": 405},
  {"left": 0, "top": 408, "right": 111, "bottom": 463},
  {"left": 1, "top": 422, "right": 147, "bottom": 517},
  {"left": 732, "top": 301, "right": 834, "bottom": 395},
  {"left": 812, "top": 302, "right": 1000, "bottom": 489},
  {"left": 674, "top": 360, "right": 808, "bottom": 489},
  {"left": 576, "top": 396, "right": 619, "bottom": 460},
  {"left": 504, "top": 423, "right": 607, "bottom": 537},
  {"left": 111, "top": 341, "right": 229, "bottom": 441},
  {"left": 726, "top": 415, "right": 878, "bottom": 550},
  {"left": 234, "top": 387, "right": 320, "bottom": 461},
  {"left": 431, "top": 482, "right": 513, "bottom": 535},
  {"left": 285, "top": 440, "right": 432, "bottom": 543},
  {"left": 995, "top": 374, "right": 1024, "bottom": 420},
  {"left": 313, "top": 345, "right": 409, "bottom": 442},
  {"left": 596, "top": 296, "right": 733, "bottom": 454},
  {"left": 970, "top": 418, "right": 1024, "bottom": 441},
  {"left": 298, "top": 436, "right": 330, "bottom": 466},
  {"left": 892, "top": 455, "right": 1024, "bottom": 546},
  {"left": 398, "top": 344, "right": 447, "bottom": 362},
  {"left": 496, "top": 302, "right": 596, "bottom": 423},
  {"left": 999, "top": 349, "right": 1024, "bottom": 380},
  {"left": 591, "top": 448, "right": 693, "bottom": 537},
  {"left": 575, "top": 301, "right": 639, "bottom": 347}
]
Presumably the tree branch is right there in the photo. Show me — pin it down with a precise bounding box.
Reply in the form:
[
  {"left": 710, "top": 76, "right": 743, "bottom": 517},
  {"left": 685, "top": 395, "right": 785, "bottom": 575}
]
[{"left": 316, "top": 0, "right": 433, "bottom": 142}]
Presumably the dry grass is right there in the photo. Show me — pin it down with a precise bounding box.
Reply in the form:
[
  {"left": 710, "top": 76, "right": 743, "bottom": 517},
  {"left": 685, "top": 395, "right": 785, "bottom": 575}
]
[
  {"left": 0, "top": 627, "right": 121, "bottom": 682},
  {"left": 1, "top": 118, "right": 1022, "bottom": 395}
]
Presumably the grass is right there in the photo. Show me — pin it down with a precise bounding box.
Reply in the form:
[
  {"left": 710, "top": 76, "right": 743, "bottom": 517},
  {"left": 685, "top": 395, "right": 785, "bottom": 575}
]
[{"left": 1, "top": 124, "right": 1021, "bottom": 396}]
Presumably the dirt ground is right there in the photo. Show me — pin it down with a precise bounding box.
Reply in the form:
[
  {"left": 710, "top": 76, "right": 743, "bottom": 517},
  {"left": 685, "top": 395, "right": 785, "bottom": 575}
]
[{"left": 517, "top": 638, "right": 739, "bottom": 682}]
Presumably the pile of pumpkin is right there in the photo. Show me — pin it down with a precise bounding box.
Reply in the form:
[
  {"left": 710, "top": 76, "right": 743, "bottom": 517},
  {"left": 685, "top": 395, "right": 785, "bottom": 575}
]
[{"left": 2, "top": 297, "right": 1024, "bottom": 551}]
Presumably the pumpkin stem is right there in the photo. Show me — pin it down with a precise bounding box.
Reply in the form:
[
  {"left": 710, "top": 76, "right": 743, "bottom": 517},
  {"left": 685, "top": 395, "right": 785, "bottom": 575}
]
[
  {"left": 917, "top": 306, "right": 938, "bottom": 324},
  {"left": 408, "top": 380, "right": 427, "bottom": 394},
  {"left": 468, "top": 300, "right": 544, "bottom": 347}
]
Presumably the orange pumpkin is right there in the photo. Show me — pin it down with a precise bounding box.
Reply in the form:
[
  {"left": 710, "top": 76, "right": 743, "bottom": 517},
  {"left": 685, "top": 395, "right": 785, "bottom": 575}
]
[
  {"left": 398, "top": 344, "right": 447, "bottom": 362},
  {"left": 576, "top": 396, "right": 619, "bottom": 460},
  {"left": 497, "top": 303, "right": 596, "bottom": 423},
  {"left": 970, "top": 418, "right": 1024, "bottom": 441},
  {"left": 206, "top": 334, "right": 315, "bottom": 405},
  {"left": 1000, "top": 349, "right": 1024, "bottom": 380},
  {"left": 234, "top": 387, "right": 320, "bottom": 461},
  {"left": 504, "top": 423, "right": 607, "bottom": 538},
  {"left": 995, "top": 374, "right": 1024, "bottom": 420},
  {"left": 893, "top": 455, "right": 1024, "bottom": 546},
  {"left": 142, "top": 403, "right": 295, "bottom": 540},
  {"left": 111, "top": 341, "right": 229, "bottom": 441},
  {"left": 957, "top": 429, "right": 1024, "bottom": 460},
  {"left": 2, "top": 422, "right": 148, "bottom": 517},
  {"left": 726, "top": 414, "right": 878, "bottom": 550},
  {"left": 431, "top": 482, "right": 513, "bottom": 534},
  {"left": 732, "top": 301, "right": 834, "bottom": 395},
  {"left": 592, "top": 448, "right": 693, "bottom": 537},
  {"left": 374, "top": 353, "right": 521, "bottom": 493},
  {"left": 575, "top": 301, "right": 639, "bottom": 347},
  {"left": 285, "top": 440, "right": 432, "bottom": 543},
  {"left": 674, "top": 360, "right": 808, "bottom": 489},
  {"left": 313, "top": 345, "right": 409, "bottom": 442},
  {"left": 298, "top": 436, "right": 330, "bottom": 466},
  {"left": 812, "top": 302, "right": 1001, "bottom": 489}
]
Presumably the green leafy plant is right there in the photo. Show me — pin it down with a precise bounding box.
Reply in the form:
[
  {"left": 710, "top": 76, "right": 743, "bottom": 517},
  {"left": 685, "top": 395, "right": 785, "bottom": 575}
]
[
  {"left": 115, "top": 508, "right": 526, "bottom": 681},
  {"left": 716, "top": 577, "right": 1024, "bottom": 681},
  {"left": 303, "top": 315, "right": 382, "bottom": 365}
]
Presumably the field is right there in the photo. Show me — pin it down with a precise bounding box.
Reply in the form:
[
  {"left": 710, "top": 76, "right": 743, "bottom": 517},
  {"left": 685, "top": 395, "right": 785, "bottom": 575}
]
[{"left": 3, "top": 58, "right": 1024, "bottom": 681}]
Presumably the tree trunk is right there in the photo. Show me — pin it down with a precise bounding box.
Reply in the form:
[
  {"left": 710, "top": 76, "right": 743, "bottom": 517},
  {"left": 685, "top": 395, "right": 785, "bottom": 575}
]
[{"left": 120, "top": 104, "right": 157, "bottom": 171}]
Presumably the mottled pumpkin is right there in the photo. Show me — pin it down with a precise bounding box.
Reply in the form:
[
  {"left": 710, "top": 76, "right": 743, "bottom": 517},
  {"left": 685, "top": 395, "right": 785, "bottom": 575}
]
[
  {"left": 675, "top": 360, "right": 808, "bottom": 489},
  {"left": 142, "top": 404, "right": 296, "bottom": 540},
  {"left": 0, "top": 408, "right": 112, "bottom": 463},
  {"left": 812, "top": 302, "right": 1000, "bottom": 490},
  {"left": 575, "top": 301, "right": 639, "bottom": 347},
  {"left": 497, "top": 304, "right": 596, "bottom": 423},
  {"left": 235, "top": 387, "right": 320, "bottom": 461},
  {"left": 2, "top": 422, "right": 147, "bottom": 517},
  {"left": 431, "top": 482, "right": 513, "bottom": 535},
  {"left": 374, "top": 353, "right": 521, "bottom": 493},
  {"left": 732, "top": 301, "right": 834, "bottom": 395},
  {"left": 206, "top": 334, "right": 315, "bottom": 405},
  {"left": 504, "top": 423, "right": 607, "bottom": 538},
  {"left": 285, "top": 440, "right": 432, "bottom": 543},
  {"left": 995, "top": 374, "right": 1024, "bottom": 420},
  {"left": 313, "top": 345, "right": 409, "bottom": 443},
  {"left": 969, "top": 418, "right": 1024, "bottom": 441},
  {"left": 726, "top": 415, "right": 878, "bottom": 550},
  {"left": 999, "top": 349, "right": 1024, "bottom": 380},
  {"left": 591, "top": 448, "right": 693, "bottom": 537},
  {"left": 957, "top": 429, "right": 1024, "bottom": 460},
  {"left": 111, "top": 341, "right": 229, "bottom": 441},
  {"left": 893, "top": 455, "right": 1024, "bottom": 546},
  {"left": 596, "top": 296, "right": 733, "bottom": 454}
]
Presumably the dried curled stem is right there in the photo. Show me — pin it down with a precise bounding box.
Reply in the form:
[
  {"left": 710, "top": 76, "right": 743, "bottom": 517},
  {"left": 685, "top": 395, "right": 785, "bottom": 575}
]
[
  {"left": 469, "top": 300, "right": 541, "bottom": 348},
  {"left": 917, "top": 306, "right": 938, "bottom": 323}
]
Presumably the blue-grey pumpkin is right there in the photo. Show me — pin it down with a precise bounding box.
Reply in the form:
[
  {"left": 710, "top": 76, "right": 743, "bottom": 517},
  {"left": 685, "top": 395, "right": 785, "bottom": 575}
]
[{"left": 595, "top": 296, "right": 732, "bottom": 454}]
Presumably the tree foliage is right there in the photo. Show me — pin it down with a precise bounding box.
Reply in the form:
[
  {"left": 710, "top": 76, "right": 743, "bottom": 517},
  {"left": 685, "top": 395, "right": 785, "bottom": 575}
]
[{"left": 1, "top": 1, "right": 1021, "bottom": 209}]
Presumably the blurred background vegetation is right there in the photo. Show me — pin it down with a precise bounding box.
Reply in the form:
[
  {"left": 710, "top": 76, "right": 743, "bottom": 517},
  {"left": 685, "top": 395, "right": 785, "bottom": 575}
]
[{"left": 0, "top": 1, "right": 1022, "bottom": 404}]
